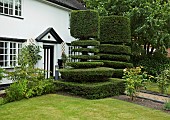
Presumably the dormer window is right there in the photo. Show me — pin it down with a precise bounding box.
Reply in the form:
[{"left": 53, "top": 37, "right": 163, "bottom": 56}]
[{"left": 0, "top": 0, "right": 22, "bottom": 17}]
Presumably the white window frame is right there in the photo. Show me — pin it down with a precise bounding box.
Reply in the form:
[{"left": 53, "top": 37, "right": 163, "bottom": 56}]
[
  {"left": 0, "top": 41, "right": 22, "bottom": 68},
  {"left": 0, "top": 0, "right": 22, "bottom": 17},
  {"left": 68, "top": 45, "right": 80, "bottom": 62}
]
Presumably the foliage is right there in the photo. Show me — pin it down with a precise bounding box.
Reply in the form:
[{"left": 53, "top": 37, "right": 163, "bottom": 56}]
[
  {"left": 67, "top": 62, "right": 104, "bottom": 68},
  {"left": 61, "top": 52, "right": 67, "bottom": 68},
  {"left": 0, "top": 68, "right": 4, "bottom": 81},
  {"left": 84, "top": 0, "right": 170, "bottom": 56},
  {"left": 113, "top": 69, "right": 124, "bottom": 78},
  {"left": 164, "top": 101, "right": 170, "bottom": 111},
  {"left": 99, "top": 44, "right": 131, "bottom": 55},
  {"left": 156, "top": 68, "right": 170, "bottom": 94},
  {"left": 59, "top": 67, "right": 114, "bottom": 83},
  {"left": 55, "top": 78, "right": 125, "bottom": 99},
  {"left": 4, "top": 79, "right": 56, "bottom": 103},
  {"left": 123, "top": 66, "right": 148, "bottom": 100},
  {"left": 104, "top": 61, "right": 133, "bottom": 69},
  {"left": 99, "top": 54, "right": 130, "bottom": 62},
  {"left": 72, "top": 48, "right": 99, "bottom": 53},
  {"left": 70, "top": 10, "right": 99, "bottom": 39},
  {"left": 71, "top": 40, "right": 100, "bottom": 46},
  {"left": 6, "top": 44, "right": 43, "bottom": 81},
  {"left": 99, "top": 16, "right": 131, "bottom": 44},
  {"left": 134, "top": 53, "right": 170, "bottom": 77},
  {"left": 71, "top": 55, "right": 100, "bottom": 60}
]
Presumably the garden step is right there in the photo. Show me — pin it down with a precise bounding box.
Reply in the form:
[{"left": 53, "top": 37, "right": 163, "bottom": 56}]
[{"left": 136, "top": 91, "right": 170, "bottom": 103}]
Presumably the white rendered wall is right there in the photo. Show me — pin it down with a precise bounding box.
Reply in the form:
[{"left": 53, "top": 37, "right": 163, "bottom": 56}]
[{"left": 0, "top": 0, "right": 75, "bottom": 84}]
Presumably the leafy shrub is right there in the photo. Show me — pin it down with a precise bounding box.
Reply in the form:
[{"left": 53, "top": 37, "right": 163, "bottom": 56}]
[
  {"left": 133, "top": 52, "right": 170, "bottom": 77},
  {"left": 71, "top": 40, "right": 100, "bottom": 46},
  {"left": 59, "top": 67, "right": 114, "bottom": 83},
  {"left": 99, "top": 16, "right": 131, "bottom": 44},
  {"left": 0, "top": 68, "right": 4, "bottom": 81},
  {"left": 55, "top": 78, "right": 125, "bottom": 99},
  {"left": 67, "top": 62, "right": 104, "bottom": 68},
  {"left": 71, "top": 55, "right": 100, "bottom": 60},
  {"left": 72, "top": 48, "right": 99, "bottom": 53},
  {"left": 99, "top": 44, "right": 131, "bottom": 55},
  {"left": 104, "top": 61, "right": 133, "bottom": 69},
  {"left": 123, "top": 67, "right": 148, "bottom": 100},
  {"left": 70, "top": 10, "right": 99, "bottom": 39},
  {"left": 99, "top": 54, "right": 130, "bottom": 62},
  {"left": 164, "top": 101, "right": 170, "bottom": 111},
  {"left": 113, "top": 69, "right": 124, "bottom": 78},
  {"left": 156, "top": 68, "right": 170, "bottom": 94},
  {"left": 4, "top": 79, "right": 56, "bottom": 103}
]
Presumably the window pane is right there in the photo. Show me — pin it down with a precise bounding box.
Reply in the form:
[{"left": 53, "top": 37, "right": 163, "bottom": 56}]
[
  {"left": 4, "top": 7, "right": 8, "bottom": 14},
  {"left": 9, "top": 8, "right": 12, "bottom": 15},
  {"left": 4, "top": 2, "right": 8, "bottom": 7},
  {"left": 0, "top": 49, "right": 3, "bottom": 54},
  {"left": 0, "top": 0, "right": 3, "bottom": 6},
  {"left": 0, "top": 6, "right": 3, "bottom": 13},
  {"left": 0, "top": 42, "right": 3, "bottom": 47},
  {"left": 15, "top": 10, "right": 18, "bottom": 15},
  {"left": 0, "top": 55, "right": 3, "bottom": 61}
]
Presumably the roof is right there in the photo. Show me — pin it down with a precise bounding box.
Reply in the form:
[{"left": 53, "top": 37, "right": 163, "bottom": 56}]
[
  {"left": 36, "top": 27, "right": 63, "bottom": 44},
  {"left": 46, "top": 0, "right": 86, "bottom": 10}
]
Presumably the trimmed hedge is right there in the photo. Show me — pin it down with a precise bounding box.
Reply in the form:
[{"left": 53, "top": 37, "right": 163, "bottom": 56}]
[
  {"left": 59, "top": 67, "right": 114, "bottom": 83},
  {"left": 71, "top": 55, "right": 100, "bottom": 60},
  {"left": 99, "top": 16, "right": 131, "bottom": 44},
  {"left": 55, "top": 78, "right": 125, "bottom": 99},
  {"left": 72, "top": 48, "right": 99, "bottom": 53},
  {"left": 71, "top": 40, "right": 100, "bottom": 46},
  {"left": 99, "top": 44, "right": 131, "bottom": 55},
  {"left": 67, "top": 62, "right": 104, "bottom": 68},
  {"left": 99, "top": 54, "right": 130, "bottom": 62},
  {"left": 113, "top": 69, "right": 124, "bottom": 78},
  {"left": 70, "top": 10, "right": 99, "bottom": 39},
  {"left": 104, "top": 61, "right": 133, "bottom": 69}
]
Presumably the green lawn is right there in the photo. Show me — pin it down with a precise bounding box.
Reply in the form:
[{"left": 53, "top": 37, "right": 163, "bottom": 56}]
[
  {"left": 146, "top": 82, "right": 170, "bottom": 95},
  {"left": 0, "top": 94, "right": 169, "bottom": 120}
]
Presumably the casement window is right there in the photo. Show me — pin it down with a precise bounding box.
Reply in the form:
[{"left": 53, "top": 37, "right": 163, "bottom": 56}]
[
  {"left": 0, "top": 0, "right": 22, "bottom": 17},
  {"left": 0, "top": 41, "right": 22, "bottom": 68}
]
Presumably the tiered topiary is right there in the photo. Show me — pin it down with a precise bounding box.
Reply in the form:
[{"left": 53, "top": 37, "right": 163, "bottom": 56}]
[
  {"left": 99, "top": 16, "right": 133, "bottom": 78},
  {"left": 56, "top": 10, "right": 125, "bottom": 99}
]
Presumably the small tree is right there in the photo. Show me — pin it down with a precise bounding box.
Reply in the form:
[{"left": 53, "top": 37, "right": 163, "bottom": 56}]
[
  {"left": 123, "top": 67, "right": 148, "bottom": 100},
  {"left": 61, "top": 52, "right": 67, "bottom": 68}
]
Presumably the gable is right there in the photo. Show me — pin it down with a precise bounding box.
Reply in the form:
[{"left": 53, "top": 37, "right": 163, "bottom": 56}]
[{"left": 36, "top": 27, "right": 63, "bottom": 44}]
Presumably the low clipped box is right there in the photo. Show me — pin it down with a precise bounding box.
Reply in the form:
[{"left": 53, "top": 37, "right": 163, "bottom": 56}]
[
  {"left": 71, "top": 40, "right": 100, "bottom": 46},
  {"left": 59, "top": 67, "right": 114, "bottom": 83},
  {"left": 99, "top": 44, "right": 131, "bottom": 55},
  {"left": 70, "top": 10, "right": 99, "bottom": 39},
  {"left": 104, "top": 61, "right": 133, "bottom": 69},
  {"left": 113, "top": 69, "right": 124, "bottom": 78},
  {"left": 99, "top": 16, "right": 131, "bottom": 44},
  {"left": 67, "top": 62, "right": 104, "bottom": 68},
  {"left": 99, "top": 54, "right": 130, "bottom": 62},
  {"left": 55, "top": 78, "right": 125, "bottom": 99}
]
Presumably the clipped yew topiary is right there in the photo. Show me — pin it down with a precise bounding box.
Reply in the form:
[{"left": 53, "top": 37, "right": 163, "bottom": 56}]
[
  {"left": 57, "top": 10, "right": 124, "bottom": 99},
  {"left": 99, "top": 15, "right": 133, "bottom": 78}
]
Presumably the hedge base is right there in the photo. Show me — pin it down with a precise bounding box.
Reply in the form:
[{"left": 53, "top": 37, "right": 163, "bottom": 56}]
[{"left": 54, "top": 78, "right": 125, "bottom": 99}]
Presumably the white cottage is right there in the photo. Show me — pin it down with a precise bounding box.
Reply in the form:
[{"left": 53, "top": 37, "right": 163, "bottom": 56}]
[{"left": 0, "top": 0, "right": 86, "bottom": 86}]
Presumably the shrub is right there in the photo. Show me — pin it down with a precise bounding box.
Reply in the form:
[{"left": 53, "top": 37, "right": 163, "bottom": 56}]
[
  {"left": 70, "top": 10, "right": 99, "bottom": 39},
  {"left": 104, "top": 61, "right": 133, "bottom": 69},
  {"left": 123, "top": 67, "right": 148, "bottom": 100},
  {"left": 0, "top": 68, "right": 4, "bottom": 81},
  {"left": 99, "top": 16, "right": 131, "bottom": 44},
  {"left": 67, "top": 62, "right": 104, "bottom": 68},
  {"left": 55, "top": 78, "right": 125, "bottom": 99},
  {"left": 59, "top": 67, "right": 114, "bottom": 83},
  {"left": 113, "top": 69, "right": 124, "bottom": 78},
  {"left": 156, "top": 68, "right": 170, "bottom": 94},
  {"left": 4, "top": 79, "right": 56, "bottom": 103},
  {"left": 99, "top": 44, "right": 131, "bottom": 55},
  {"left": 164, "top": 101, "right": 170, "bottom": 111},
  {"left": 72, "top": 48, "right": 99, "bottom": 53},
  {"left": 71, "top": 40, "right": 100, "bottom": 46},
  {"left": 71, "top": 55, "right": 100, "bottom": 60},
  {"left": 99, "top": 54, "right": 130, "bottom": 62}
]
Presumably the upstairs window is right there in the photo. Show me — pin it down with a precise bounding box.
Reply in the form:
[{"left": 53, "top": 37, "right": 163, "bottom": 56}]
[{"left": 0, "top": 0, "right": 22, "bottom": 17}]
